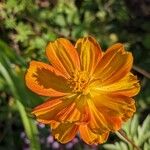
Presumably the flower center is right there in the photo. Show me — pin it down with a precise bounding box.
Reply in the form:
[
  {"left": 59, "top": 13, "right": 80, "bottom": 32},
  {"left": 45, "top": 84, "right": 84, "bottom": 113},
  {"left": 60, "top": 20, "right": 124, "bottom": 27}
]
[{"left": 68, "top": 70, "right": 89, "bottom": 93}]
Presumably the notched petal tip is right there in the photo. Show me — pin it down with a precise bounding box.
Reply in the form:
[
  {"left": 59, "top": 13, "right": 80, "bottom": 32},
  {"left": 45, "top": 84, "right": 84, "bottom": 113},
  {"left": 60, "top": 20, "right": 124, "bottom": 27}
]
[
  {"left": 52, "top": 123, "right": 78, "bottom": 144},
  {"left": 46, "top": 38, "right": 80, "bottom": 77},
  {"left": 75, "top": 36, "right": 102, "bottom": 74},
  {"left": 79, "top": 125, "right": 109, "bottom": 145},
  {"left": 106, "top": 43, "right": 124, "bottom": 53},
  {"left": 93, "top": 44, "right": 134, "bottom": 84},
  {"left": 31, "top": 95, "right": 90, "bottom": 125},
  {"left": 25, "top": 60, "right": 70, "bottom": 97},
  {"left": 91, "top": 93, "right": 136, "bottom": 132}
]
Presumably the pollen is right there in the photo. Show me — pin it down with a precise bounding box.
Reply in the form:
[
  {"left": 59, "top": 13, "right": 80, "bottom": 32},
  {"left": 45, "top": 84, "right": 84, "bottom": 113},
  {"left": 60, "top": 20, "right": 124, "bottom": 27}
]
[{"left": 67, "top": 70, "right": 90, "bottom": 93}]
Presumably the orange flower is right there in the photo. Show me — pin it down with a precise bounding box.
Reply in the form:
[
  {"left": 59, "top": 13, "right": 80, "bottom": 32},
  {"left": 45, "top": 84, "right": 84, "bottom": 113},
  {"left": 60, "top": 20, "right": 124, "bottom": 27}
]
[{"left": 25, "top": 36, "right": 140, "bottom": 145}]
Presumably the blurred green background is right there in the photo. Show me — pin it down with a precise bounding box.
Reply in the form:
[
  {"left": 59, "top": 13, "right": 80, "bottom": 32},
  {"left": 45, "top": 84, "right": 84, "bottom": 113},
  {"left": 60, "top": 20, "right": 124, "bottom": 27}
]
[{"left": 0, "top": 0, "right": 150, "bottom": 150}]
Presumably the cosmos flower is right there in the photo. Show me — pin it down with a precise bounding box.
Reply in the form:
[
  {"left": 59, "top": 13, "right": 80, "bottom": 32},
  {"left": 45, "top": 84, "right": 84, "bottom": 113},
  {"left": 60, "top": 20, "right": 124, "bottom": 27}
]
[{"left": 25, "top": 36, "right": 140, "bottom": 145}]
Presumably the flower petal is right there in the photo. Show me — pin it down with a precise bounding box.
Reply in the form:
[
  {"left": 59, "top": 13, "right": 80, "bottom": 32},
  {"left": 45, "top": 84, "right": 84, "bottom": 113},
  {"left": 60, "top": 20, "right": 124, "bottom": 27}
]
[
  {"left": 51, "top": 122, "right": 78, "bottom": 143},
  {"left": 75, "top": 36, "right": 102, "bottom": 75},
  {"left": 25, "top": 61, "right": 71, "bottom": 97},
  {"left": 46, "top": 38, "right": 80, "bottom": 77},
  {"left": 91, "top": 93, "right": 136, "bottom": 129},
  {"left": 93, "top": 43, "right": 133, "bottom": 84},
  {"left": 32, "top": 95, "right": 89, "bottom": 124},
  {"left": 87, "top": 99, "right": 109, "bottom": 134},
  {"left": 79, "top": 125, "right": 109, "bottom": 145},
  {"left": 90, "top": 73, "right": 140, "bottom": 97}
]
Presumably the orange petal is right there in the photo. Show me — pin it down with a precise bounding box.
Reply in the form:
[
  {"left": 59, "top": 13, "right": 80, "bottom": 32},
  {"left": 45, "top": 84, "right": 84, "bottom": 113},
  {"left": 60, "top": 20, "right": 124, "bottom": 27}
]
[
  {"left": 91, "top": 94, "right": 136, "bottom": 129},
  {"left": 87, "top": 99, "right": 109, "bottom": 134},
  {"left": 32, "top": 95, "right": 89, "bottom": 124},
  {"left": 75, "top": 36, "right": 102, "bottom": 75},
  {"left": 79, "top": 125, "right": 109, "bottom": 145},
  {"left": 93, "top": 43, "right": 133, "bottom": 84},
  {"left": 46, "top": 38, "right": 80, "bottom": 77},
  {"left": 103, "top": 116, "right": 122, "bottom": 131},
  {"left": 25, "top": 61, "right": 71, "bottom": 97},
  {"left": 90, "top": 73, "right": 140, "bottom": 97},
  {"left": 51, "top": 122, "right": 78, "bottom": 143}
]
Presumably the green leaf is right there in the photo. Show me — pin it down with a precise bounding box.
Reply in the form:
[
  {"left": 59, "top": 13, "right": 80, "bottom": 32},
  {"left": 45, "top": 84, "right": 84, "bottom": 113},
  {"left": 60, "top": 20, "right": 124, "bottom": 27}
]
[
  {"left": 103, "top": 143, "right": 118, "bottom": 150},
  {"left": 143, "top": 34, "right": 150, "bottom": 49},
  {"left": 4, "top": 15, "right": 16, "bottom": 29},
  {"left": 15, "top": 22, "right": 33, "bottom": 42},
  {"left": 103, "top": 115, "right": 150, "bottom": 150},
  {"left": 0, "top": 39, "right": 25, "bottom": 65},
  {"left": 0, "top": 57, "right": 41, "bottom": 150},
  {"left": 130, "top": 115, "right": 139, "bottom": 136}
]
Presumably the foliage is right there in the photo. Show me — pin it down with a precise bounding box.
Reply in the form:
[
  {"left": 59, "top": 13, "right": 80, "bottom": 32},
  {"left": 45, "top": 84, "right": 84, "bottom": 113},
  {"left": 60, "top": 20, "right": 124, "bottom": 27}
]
[
  {"left": 0, "top": 0, "right": 150, "bottom": 149},
  {"left": 103, "top": 115, "right": 150, "bottom": 150}
]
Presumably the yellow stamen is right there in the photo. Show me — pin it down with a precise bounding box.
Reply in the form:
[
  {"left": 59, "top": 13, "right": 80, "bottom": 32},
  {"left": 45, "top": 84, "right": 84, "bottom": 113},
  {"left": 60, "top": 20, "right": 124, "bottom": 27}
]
[{"left": 68, "top": 70, "right": 89, "bottom": 94}]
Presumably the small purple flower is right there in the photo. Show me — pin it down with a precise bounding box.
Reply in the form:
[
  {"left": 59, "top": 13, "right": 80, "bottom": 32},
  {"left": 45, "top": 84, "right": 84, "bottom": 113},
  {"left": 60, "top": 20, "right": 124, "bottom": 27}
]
[
  {"left": 20, "top": 132, "right": 26, "bottom": 139},
  {"left": 23, "top": 148, "right": 30, "bottom": 150},
  {"left": 66, "top": 142, "right": 74, "bottom": 149},
  {"left": 72, "top": 137, "right": 79, "bottom": 144},
  {"left": 24, "top": 138, "right": 30, "bottom": 144},
  {"left": 52, "top": 141, "right": 60, "bottom": 149},
  {"left": 38, "top": 123, "right": 45, "bottom": 128},
  {"left": 47, "top": 135, "right": 54, "bottom": 144}
]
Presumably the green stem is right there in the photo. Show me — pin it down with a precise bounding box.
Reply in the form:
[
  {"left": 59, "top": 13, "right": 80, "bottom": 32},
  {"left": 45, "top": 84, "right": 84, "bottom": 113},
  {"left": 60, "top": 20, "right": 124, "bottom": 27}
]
[
  {"left": 117, "top": 129, "right": 141, "bottom": 150},
  {"left": 133, "top": 65, "right": 150, "bottom": 79},
  {"left": 0, "top": 62, "right": 40, "bottom": 150}
]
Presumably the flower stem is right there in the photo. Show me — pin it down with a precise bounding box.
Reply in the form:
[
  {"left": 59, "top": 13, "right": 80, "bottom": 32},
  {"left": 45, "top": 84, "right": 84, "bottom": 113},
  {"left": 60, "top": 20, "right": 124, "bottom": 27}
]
[
  {"left": 117, "top": 129, "right": 141, "bottom": 150},
  {"left": 133, "top": 65, "right": 150, "bottom": 79}
]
